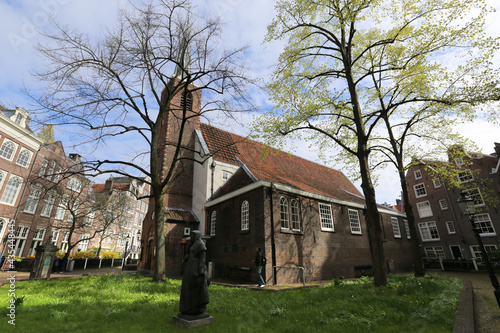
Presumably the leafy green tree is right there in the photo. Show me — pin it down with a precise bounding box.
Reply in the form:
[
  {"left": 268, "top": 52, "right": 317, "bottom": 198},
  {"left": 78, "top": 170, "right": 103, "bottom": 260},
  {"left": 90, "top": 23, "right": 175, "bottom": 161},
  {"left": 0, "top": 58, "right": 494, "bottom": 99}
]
[
  {"left": 37, "top": 124, "right": 55, "bottom": 144},
  {"left": 260, "top": 0, "right": 499, "bottom": 285}
]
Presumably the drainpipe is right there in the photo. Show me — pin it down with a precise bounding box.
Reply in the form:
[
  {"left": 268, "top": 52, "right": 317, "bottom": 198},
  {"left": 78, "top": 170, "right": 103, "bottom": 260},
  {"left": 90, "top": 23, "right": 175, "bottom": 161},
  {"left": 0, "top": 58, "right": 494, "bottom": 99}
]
[
  {"left": 210, "top": 160, "right": 216, "bottom": 196},
  {"left": 269, "top": 183, "right": 277, "bottom": 285}
]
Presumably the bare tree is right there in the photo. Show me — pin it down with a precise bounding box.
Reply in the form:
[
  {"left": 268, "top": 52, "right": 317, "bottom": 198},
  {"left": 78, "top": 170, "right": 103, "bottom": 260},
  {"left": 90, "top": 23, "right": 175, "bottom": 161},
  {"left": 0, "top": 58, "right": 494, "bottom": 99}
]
[{"left": 27, "top": 0, "right": 255, "bottom": 281}]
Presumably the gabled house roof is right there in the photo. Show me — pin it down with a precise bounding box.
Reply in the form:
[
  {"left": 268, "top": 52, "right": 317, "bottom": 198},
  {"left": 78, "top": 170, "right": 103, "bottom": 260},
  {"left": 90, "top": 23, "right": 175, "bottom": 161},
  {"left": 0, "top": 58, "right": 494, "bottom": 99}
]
[{"left": 199, "top": 123, "right": 364, "bottom": 204}]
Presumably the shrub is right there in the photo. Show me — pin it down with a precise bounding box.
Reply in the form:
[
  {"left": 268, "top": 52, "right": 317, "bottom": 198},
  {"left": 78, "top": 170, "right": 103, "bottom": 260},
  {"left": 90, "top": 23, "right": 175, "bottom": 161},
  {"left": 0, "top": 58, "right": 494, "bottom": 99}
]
[
  {"left": 70, "top": 251, "right": 97, "bottom": 259},
  {"left": 100, "top": 250, "right": 121, "bottom": 259}
]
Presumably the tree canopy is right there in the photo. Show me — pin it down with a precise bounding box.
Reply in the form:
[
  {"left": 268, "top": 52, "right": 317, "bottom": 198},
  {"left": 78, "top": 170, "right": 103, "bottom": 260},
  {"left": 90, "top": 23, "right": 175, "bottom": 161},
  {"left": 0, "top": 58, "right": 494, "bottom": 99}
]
[{"left": 259, "top": 0, "right": 499, "bottom": 285}]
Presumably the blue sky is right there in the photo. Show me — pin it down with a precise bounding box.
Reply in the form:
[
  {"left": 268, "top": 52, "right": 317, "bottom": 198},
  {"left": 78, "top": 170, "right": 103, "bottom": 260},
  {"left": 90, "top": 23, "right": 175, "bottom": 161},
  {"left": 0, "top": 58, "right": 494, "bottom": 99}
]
[{"left": 1, "top": 0, "right": 499, "bottom": 204}]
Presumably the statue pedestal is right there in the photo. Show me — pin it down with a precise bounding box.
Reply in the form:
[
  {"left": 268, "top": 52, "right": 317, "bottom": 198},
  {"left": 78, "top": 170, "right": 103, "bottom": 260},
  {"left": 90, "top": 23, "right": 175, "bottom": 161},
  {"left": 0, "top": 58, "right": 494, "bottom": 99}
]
[{"left": 173, "top": 312, "right": 214, "bottom": 328}]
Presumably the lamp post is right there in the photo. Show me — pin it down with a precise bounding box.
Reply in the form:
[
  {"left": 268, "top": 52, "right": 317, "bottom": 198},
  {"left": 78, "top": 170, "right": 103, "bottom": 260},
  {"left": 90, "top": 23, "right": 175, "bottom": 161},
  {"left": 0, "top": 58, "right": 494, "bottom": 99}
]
[
  {"left": 122, "top": 234, "right": 130, "bottom": 271},
  {"left": 457, "top": 191, "right": 500, "bottom": 308}
]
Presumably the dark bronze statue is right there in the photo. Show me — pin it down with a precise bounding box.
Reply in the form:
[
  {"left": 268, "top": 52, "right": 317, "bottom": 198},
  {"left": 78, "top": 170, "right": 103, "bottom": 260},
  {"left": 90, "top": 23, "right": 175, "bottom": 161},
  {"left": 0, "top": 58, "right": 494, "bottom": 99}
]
[{"left": 178, "top": 230, "right": 210, "bottom": 319}]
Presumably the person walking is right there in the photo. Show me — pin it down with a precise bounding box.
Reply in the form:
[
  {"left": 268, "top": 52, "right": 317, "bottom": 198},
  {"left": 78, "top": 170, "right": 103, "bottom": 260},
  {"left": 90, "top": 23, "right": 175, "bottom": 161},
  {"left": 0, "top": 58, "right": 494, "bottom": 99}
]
[{"left": 252, "top": 247, "right": 266, "bottom": 287}]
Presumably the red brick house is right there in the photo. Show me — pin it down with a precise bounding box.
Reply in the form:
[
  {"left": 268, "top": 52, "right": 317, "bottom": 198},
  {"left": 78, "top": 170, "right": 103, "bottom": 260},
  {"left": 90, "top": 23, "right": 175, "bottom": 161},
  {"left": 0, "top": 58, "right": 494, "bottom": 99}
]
[
  {"left": 405, "top": 144, "right": 500, "bottom": 261},
  {"left": 138, "top": 80, "right": 415, "bottom": 284}
]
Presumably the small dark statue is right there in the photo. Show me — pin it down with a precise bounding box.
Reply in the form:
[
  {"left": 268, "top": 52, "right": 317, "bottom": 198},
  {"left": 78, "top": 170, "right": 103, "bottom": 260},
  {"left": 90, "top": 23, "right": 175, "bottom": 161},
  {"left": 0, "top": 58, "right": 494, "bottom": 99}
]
[{"left": 178, "top": 230, "right": 211, "bottom": 320}]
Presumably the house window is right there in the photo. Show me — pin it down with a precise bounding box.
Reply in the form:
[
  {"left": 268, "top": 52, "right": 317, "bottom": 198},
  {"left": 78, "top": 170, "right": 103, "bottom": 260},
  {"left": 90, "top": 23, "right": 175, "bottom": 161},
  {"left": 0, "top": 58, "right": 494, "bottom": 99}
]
[
  {"left": 39, "top": 159, "right": 48, "bottom": 177},
  {"left": 15, "top": 149, "right": 32, "bottom": 167},
  {"left": 404, "top": 219, "right": 411, "bottom": 239},
  {"left": 419, "top": 221, "right": 440, "bottom": 241},
  {"left": 210, "top": 211, "right": 216, "bottom": 236},
  {"left": 0, "top": 170, "right": 5, "bottom": 189},
  {"left": 458, "top": 170, "right": 474, "bottom": 183},
  {"left": 51, "top": 229, "right": 60, "bottom": 246},
  {"left": 424, "top": 246, "right": 445, "bottom": 259},
  {"left": 85, "top": 210, "right": 95, "bottom": 226},
  {"left": 46, "top": 160, "right": 56, "bottom": 181},
  {"left": 28, "top": 228, "right": 46, "bottom": 256},
  {"left": 53, "top": 167, "right": 62, "bottom": 183},
  {"left": 241, "top": 200, "right": 249, "bottom": 230},
  {"left": 474, "top": 213, "right": 495, "bottom": 236},
  {"left": 24, "top": 185, "right": 42, "bottom": 214},
  {"left": 471, "top": 245, "right": 497, "bottom": 258},
  {"left": 79, "top": 234, "right": 89, "bottom": 251},
  {"left": 180, "top": 92, "right": 193, "bottom": 111},
  {"left": 14, "top": 226, "right": 29, "bottom": 257},
  {"left": 0, "top": 175, "right": 23, "bottom": 205},
  {"left": 464, "top": 188, "right": 484, "bottom": 207},
  {"left": 319, "top": 203, "right": 334, "bottom": 231},
  {"left": 439, "top": 199, "right": 448, "bottom": 210},
  {"left": 416, "top": 201, "right": 433, "bottom": 218},
  {"left": 67, "top": 177, "right": 82, "bottom": 192},
  {"left": 291, "top": 199, "right": 301, "bottom": 231},
  {"left": 414, "top": 183, "right": 427, "bottom": 198},
  {"left": 0, "top": 140, "right": 17, "bottom": 160},
  {"left": 433, "top": 178, "right": 442, "bottom": 188},
  {"left": 55, "top": 197, "right": 68, "bottom": 220},
  {"left": 139, "top": 214, "right": 144, "bottom": 227},
  {"left": 446, "top": 221, "right": 456, "bottom": 234},
  {"left": 455, "top": 157, "right": 464, "bottom": 166},
  {"left": 61, "top": 231, "right": 70, "bottom": 253},
  {"left": 348, "top": 209, "right": 361, "bottom": 234},
  {"left": 414, "top": 170, "right": 422, "bottom": 180},
  {"left": 222, "top": 171, "right": 232, "bottom": 183},
  {"left": 280, "top": 197, "right": 290, "bottom": 229},
  {"left": 391, "top": 217, "right": 401, "bottom": 238},
  {"left": 40, "top": 192, "right": 56, "bottom": 218}
]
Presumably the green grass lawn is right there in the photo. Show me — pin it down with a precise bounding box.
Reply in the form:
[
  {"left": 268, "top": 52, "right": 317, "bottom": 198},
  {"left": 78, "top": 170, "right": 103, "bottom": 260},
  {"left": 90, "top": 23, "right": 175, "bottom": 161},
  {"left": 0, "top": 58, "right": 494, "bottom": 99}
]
[{"left": 0, "top": 273, "right": 462, "bottom": 333}]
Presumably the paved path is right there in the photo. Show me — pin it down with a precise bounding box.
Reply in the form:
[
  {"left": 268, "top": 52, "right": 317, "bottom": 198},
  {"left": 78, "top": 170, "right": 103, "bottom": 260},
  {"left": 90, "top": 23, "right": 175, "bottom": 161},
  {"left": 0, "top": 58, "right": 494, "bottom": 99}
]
[{"left": 435, "top": 270, "right": 500, "bottom": 332}]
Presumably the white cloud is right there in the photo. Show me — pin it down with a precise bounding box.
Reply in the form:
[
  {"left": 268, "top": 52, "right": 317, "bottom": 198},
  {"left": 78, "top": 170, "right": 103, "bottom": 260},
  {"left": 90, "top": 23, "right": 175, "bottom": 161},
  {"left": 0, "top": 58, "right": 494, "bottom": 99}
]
[{"left": 0, "top": 0, "right": 499, "bottom": 205}]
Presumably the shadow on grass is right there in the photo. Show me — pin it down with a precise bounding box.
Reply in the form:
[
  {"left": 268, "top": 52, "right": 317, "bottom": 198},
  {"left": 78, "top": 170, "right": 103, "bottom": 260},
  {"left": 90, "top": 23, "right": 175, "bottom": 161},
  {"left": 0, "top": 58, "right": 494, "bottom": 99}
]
[{"left": 0, "top": 273, "right": 462, "bottom": 333}]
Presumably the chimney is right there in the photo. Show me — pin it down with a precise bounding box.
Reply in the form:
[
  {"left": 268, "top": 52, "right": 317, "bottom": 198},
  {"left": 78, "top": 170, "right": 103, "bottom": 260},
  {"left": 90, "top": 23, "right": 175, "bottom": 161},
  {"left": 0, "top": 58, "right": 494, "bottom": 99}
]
[
  {"left": 494, "top": 142, "right": 500, "bottom": 158},
  {"left": 69, "top": 154, "right": 81, "bottom": 163}
]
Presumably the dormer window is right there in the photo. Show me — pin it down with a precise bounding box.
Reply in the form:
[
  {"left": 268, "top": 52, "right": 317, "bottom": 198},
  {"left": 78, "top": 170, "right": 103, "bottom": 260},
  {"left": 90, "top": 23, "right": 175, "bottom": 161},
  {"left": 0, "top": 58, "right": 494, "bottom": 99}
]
[{"left": 14, "top": 113, "right": 24, "bottom": 124}]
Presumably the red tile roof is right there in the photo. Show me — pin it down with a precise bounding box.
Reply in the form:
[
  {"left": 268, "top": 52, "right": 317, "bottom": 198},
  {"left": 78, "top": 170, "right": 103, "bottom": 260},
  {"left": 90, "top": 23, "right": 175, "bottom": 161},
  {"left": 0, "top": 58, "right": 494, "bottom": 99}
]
[
  {"left": 200, "top": 123, "right": 364, "bottom": 202},
  {"left": 164, "top": 208, "right": 198, "bottom": 223}
]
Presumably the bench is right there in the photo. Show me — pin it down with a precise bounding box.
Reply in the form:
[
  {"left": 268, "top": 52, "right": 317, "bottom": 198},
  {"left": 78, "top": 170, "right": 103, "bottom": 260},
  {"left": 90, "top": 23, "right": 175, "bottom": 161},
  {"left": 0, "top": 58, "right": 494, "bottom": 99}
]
[
  {"left": 354, "top": 264, "right": 373, "bottom": 277},
  {"left": 225, "top": 265, "right": 251, "bottom": 282}
]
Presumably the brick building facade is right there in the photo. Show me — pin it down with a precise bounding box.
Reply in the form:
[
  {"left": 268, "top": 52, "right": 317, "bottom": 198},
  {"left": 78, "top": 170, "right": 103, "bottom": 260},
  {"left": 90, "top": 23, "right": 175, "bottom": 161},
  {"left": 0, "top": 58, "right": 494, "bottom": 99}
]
[
  {"left": 405, "top": 144, "right": 500, "bottom": 260},
  {"left": 138, "top": 78, "right": 415, "bottom": 284}
]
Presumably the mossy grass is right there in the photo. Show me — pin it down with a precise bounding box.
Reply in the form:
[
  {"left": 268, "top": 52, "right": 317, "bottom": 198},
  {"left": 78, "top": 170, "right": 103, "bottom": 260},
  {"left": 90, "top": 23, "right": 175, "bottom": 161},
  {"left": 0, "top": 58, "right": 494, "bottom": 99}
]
[{"left": 0, "top": 273, "right": 462, "bottom": 332}]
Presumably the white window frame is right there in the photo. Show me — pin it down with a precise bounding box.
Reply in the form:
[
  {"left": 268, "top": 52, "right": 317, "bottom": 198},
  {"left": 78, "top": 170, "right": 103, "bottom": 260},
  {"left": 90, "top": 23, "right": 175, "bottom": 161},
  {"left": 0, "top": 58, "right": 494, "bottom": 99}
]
[
  {"left": 319, "top": 203, "right": 334, "bottom": 231},
  {"left": 414, "top": 170, "right": 422, "bottom": 180},
  {"left": 15, "top": 149, "right": 32, "bottom": 168},
  {"left": 404, "top": 219, "right": 411, "bottom": 239},
  {"left": 67, "top": 177, "right": 82, "bottom": 192},
  {"left": 51, "top": 229, "right": 60, "bottom": 246},
  {"left": 40, "top": 192, "right": 56, "bottom": 218},
  {"left": 391, "top": 217, "right": 401, "bottom": 238},
  {"left": 241, "top": 200, "right": 249, "bottom": 231},
  {"left": 457, "top": 170, "right": 474, "bottom": 183},
  {"left": 413, "top": 183, "right": 427, "bottom": 198},
  {"left": 61, "top": 231, "right": 70, "bottom": 253},
  {"left": 470, "top": 245, "right": 497, "bottom": 259},
  {"left": 416, "top": 201, "right": 433, "bottom": 218},
  {"left": 210, "top": 211, "right": 216, "bottom": 236},
  {"left": 474, "top": 213, "right": 496, "bottom": 236},
  {"left": 0, "top": 140, "right": 18, "bottom": 161},
  {"left": 418, "top": 221, "right": 440, "bottom": 241},
  {"left": 464, "top": 188, "right": 485, "bottom": 207},
  {"left": 222, "top": 170, "right": 232, "bottom": 183},
  {"left": 84, "top": 210, "right": 95, "bottom": 226},
  {"left": 280, "top": 197, "right": 290, "bottom": 230},
  {"left": 0, "top": 174, "right": 23, "bottom": 206},
  {"left": 14, "top": 226, "right": 30, "bottom": 257},
  {"left": 28, "top": 228, "right": 46, "bottom": 256},
  {"left": 439, "top": 199, "right": 448, "bottom": 210},
  {"left": 46, "top": 160, "right": 56, "bottom": 181},
  {"left": 433, "top": 178, "right": 442, "bottom": 188},
  {"left": 78, "top": 234, "right": 90, "bottom": 251},
  {"left": 348, "top": 209, "right": 361, "bottom": 234},
  {"left": 424, "top": 246, "right": 445, "bottom": 259},
  {"left": 24, "top": 185, "right": 42, "bottom": 214},
  {"left": 55, "top": 196, "right": 68, "bottom": 220},
  {"left": 446, "top": 221, "right": 456, "bottom": 235},
  {"left": 455, "top": 157, "right": 464, "bottom": 166},
  {"left": 291, "top": 199, "right": 301, "bottom": 231},
  {"left": 39, "top": 159, "right": 48, "bottom": 177}
]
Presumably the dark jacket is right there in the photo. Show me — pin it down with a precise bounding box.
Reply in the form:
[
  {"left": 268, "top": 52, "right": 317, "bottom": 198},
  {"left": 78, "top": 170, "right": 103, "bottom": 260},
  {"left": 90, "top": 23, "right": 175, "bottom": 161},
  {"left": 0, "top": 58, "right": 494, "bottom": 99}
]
[{"left": 254, "top": 251, "right": 264, "bottom": 266}]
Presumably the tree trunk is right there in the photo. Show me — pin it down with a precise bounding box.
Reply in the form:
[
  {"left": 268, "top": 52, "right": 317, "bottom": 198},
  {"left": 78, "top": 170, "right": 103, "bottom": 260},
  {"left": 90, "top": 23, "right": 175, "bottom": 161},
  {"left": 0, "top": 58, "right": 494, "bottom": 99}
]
[
  {"left": 399, "top": 169, "right": 425, "bottom": 277},
  {"left": 153, "top": 191, "right": 166, "bottom": 282}
]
